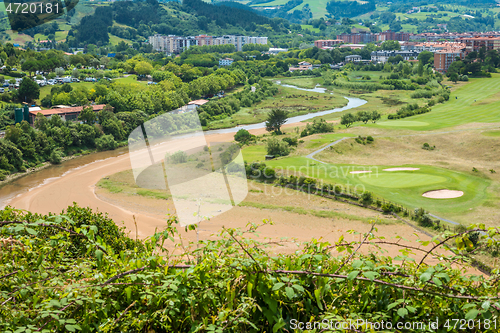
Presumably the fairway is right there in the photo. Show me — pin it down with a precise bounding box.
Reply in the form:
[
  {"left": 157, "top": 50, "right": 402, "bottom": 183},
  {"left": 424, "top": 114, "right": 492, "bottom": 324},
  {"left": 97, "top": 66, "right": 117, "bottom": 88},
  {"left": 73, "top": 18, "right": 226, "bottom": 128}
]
[
  {"left": 356, "top": 173, "right": 447, "bottom": 188},
  {"left": 482, "top": 130, "right": 500, "bottom": 137},
  {"left": 377, "top": 120, "right": 430, "bottom": 127},
  {"left": 386, "top": 74, "right": 500, "bottom": 130}
]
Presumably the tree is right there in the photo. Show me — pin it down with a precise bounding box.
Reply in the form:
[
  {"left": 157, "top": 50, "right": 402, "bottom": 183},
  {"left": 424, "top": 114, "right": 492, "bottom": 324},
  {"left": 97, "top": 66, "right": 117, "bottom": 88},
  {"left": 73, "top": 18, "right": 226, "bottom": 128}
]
[
  {"left": 78, "top": 106, "right": 97, "bottom": 125},
  {"left": 234, "top": 129, "right": 254, "bottom": 144},
  {"left": 18, "top": 77, "right": 40, "bottom": 103},
  {"left": 72, "top": 68, "right": 80, "bottom": 78},
  {"left": 55, "top": 67, "right": 65, "bottom": 77},
  {"left": 380, "top": 40, "right": 400, "bottom": 51},
  {"left": 266, "top": 136, "right": 290, "bottom": 157},
  {"left": 357, "top": 111, "right": 371, "bottom": 124},
  {"left": 370, "top": 110, "right": 381, "bottom": 123},
  {"left": 340, "top": 113, "right": 357, "bottom": 128},
  {"left": 134, "top": 61, "right": 153, "bottom": 76},
  {"left": 265, "top": 109, "right": 288, "bottom": 134},
  {"left": 418, "top": 51, "right": 434, "bottom": 66},
  {"left": 449, "top": 72, "right": 459, "bottom": 83}
]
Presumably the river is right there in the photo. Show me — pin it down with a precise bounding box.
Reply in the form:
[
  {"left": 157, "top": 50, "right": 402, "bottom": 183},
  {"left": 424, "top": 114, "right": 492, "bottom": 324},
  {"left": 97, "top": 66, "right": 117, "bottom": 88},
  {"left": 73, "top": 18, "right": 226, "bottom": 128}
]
[{"left": 0, "top": 83, "right": 366, "bottom": 210}]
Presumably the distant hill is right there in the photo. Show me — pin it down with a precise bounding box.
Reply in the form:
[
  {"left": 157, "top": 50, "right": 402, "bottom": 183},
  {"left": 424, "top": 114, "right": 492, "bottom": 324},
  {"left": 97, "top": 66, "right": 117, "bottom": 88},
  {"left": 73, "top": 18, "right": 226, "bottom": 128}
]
[{"left": 64, "top": 0, "right": 286, "bottom": 47}]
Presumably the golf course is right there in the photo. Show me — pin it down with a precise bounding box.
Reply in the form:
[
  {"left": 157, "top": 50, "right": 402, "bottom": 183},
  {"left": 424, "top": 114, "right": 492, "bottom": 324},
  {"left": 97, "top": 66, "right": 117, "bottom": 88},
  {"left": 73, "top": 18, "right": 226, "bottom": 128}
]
[{"left": 239, "top": 73, "right": 500, "bottom": 228}]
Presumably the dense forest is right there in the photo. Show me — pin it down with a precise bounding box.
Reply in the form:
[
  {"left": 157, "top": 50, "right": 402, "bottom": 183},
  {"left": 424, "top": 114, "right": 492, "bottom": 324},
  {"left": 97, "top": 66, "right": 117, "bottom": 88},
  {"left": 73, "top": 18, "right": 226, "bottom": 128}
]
[{"left": 326, "top": 0, "right": 376, "bottom": 19}]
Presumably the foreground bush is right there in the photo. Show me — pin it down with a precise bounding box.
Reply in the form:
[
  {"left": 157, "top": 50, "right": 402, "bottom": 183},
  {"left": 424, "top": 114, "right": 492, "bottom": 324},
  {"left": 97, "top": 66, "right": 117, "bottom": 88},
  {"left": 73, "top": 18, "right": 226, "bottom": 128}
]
[{"left": 1, "top": 206, "right": 499, "bottom": 332}]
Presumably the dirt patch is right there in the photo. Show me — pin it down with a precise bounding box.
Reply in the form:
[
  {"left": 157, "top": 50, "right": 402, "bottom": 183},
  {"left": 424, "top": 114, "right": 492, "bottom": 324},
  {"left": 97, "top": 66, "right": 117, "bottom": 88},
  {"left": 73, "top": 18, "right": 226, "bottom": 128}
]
[
  {"left": 422, "top": 190, "right": 464, "bottom": 199},
  {"left": 349, "top": 170, "right": 372, "bottom": 174}
]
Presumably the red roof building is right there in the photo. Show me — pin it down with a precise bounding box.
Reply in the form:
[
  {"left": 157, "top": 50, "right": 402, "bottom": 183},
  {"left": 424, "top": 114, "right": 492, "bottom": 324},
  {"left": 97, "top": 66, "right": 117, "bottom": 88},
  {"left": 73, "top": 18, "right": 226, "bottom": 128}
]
[{"left": 29, "top": 104, "right": 107, "bottom": 124}]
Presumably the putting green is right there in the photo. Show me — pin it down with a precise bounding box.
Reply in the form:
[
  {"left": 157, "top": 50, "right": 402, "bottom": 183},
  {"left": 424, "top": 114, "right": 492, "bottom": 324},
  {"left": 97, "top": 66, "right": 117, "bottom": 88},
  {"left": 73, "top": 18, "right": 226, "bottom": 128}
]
[
  {"left": 356, "top": 173, "right": 447, "bottom": 188},
  {"left": 377, "top": 120, "right": 429, "bottom": 127}
]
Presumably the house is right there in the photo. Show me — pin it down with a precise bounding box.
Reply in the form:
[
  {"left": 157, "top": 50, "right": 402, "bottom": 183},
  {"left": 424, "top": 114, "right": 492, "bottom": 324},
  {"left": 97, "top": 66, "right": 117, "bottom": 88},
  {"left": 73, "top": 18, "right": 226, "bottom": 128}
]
[
  {"left": 268, "top": 48, "right": 288, "bottom": 55},
  {"left": 345, "top": 55, "right": 362, "bottom": 63},
  {"left": 289, "top": 61, "right": 313, "bottom": 72},
  {"left": 371, "top": 50, "right": 420, "bottom": 63},
  {"left": 29, "top": 104, "right": 107, "bottom": 124},
  {"left": 219, "top": 58, "right": 234, "bottom": 66}
]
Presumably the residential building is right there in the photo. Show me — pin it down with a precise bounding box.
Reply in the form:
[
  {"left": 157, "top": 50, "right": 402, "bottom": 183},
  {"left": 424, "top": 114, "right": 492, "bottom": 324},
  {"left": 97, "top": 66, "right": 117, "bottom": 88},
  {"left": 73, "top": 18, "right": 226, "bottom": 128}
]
[
  {"left": 219, "top": 58, "right": 234, "bottom": 66},
  {"left": 434, "top": 49, "right": 465, "bottom": 73},
  {"left": 28, "top": 105, "right": 107, "bottom": 124},
  {"left": 289, "top": 61, "right": 313, "bottom": 72},
  {"left": 371, "top": 50, "right": 420, "bottom": 63},
  {"left": 314, "top": 39, "right": 343, "bottom": 49},
  {"left": 345, "top": 55, "right": 362, "bottom": 63},
  {"left": 149, "top": 34, "right": 267, "bottom": 54},
  {"left": 456, "top": 36, "right": 500, "bottom": 54},
  {"left": 268, "top": 48, "right": 288, "bottom": 55}
]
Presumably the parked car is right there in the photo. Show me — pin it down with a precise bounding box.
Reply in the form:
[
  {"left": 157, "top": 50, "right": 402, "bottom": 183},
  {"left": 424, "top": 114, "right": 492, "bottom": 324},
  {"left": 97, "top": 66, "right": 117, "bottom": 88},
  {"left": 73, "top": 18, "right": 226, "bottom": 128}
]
[
  {"left": 71, "top": 78, "right": 80, "bottom": 82},
  {"left": 0, "top": 88, "right": 5, "bottom": 93},
  {"left": 47, "top": 79, "right": 56, "bottom": 85},
  {"left": 2, "top": 83, "right": 9, "bottom": 87},
  {"left": 62, "top": 77, "right": 71, "bottom": 83},
  {"left": 84, "top": 77, "right": 96, "bottom": 82}
]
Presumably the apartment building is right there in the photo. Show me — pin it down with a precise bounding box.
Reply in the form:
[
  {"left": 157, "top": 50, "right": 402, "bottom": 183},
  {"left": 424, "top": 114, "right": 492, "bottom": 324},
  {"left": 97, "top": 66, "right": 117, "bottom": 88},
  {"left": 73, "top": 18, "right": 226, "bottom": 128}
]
[
  {"left": 434, "top": 47, "right": 465, "bottom": 73},
  {"left": 314, "top": 39, "right": 343, "bottom": 49},
  {"left": 371, "top": 50, "right": 420, "bottom": 63},
  {"left": 456, "top": 36, "right": 500, "bottom": 53},
  {"left": 149, "top": 34, "right": 268, "bottom": 53}
]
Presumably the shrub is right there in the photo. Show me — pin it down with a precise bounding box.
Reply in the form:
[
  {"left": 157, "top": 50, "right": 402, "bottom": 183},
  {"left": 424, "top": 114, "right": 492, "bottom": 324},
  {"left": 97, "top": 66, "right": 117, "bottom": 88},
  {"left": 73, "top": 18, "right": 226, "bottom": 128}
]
[
  {"left": 49, "top": 149, "right": 63, "bottom": 164},
  {"left": 360, "top": 192, "right": 373, "bottom": 206},
  {"left": 168, "top": 151, "right": 188, "bottom": 164},
  {"left": 282, "top": 137, "right": 298, "bottom": 146},
  {"left": 266, "top": 137, "right": 290, "bottom": 157},
  {"left": 234, "top": 129, "right": 254, "bottom": 144},
  {"left": 422, "top": 143, "right": 435, "bottom": 150},
  {"left": 366, "top": 136, "right": 374, "bottom": 143},
  {"left": 96, "top": 134, "right": 118, "bottom": 151}
]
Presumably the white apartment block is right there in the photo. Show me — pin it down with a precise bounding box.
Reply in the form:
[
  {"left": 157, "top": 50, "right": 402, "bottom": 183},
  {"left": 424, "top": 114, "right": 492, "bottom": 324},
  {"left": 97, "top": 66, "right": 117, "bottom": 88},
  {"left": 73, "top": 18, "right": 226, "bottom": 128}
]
[{"left": 149, "top": 34, "right": 268, "bottom": 53}]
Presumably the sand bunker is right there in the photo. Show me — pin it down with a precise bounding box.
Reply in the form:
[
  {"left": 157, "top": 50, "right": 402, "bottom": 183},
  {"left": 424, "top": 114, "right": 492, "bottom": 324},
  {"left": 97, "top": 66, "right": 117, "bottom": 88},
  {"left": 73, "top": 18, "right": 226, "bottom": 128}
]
[
  {"left": 383, "top": 168, "right": 420, "bottom": 172},
  {"left": 350, "top": 170, "right": 373, "bottom": 174},
  {"left": 422, "top": 190, "right": 464, "bottom": 199}
]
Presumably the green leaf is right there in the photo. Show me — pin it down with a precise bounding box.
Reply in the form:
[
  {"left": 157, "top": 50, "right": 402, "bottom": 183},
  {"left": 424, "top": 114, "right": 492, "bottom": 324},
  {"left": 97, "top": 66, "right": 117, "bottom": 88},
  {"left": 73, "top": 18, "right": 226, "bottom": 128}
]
[
  {"left": 406, "top": 306, "right": 417, "bottom": 313},
  {"left": 125, "top": 287, "right": 132, "bottom": 301},
  {"left": 292, "top": 284, "right": 304, "bottom": 292},
  {"left": 387, "top": 299, "right": 403, "bottom": 310},
  {"left": 25, "top": 228, "right": 37, "bottom": 235},
  {"left": 465, "top": 309, "right": 480, "bottom": 320},
  {"left": 95, "top": 250, "right": 103, "bottom": 262},
  {"left": 285, "top": 286, "right": 295, "bottom": 299},
  {"left": 397, "top": 307, "right": 408, "bottom": 318},
  {"left": 272, "top": 319, "right": 286, "bottom": 333},
  {"left": 362, "top": 271, "right": 378, "bottom": 281},
  {"left": 272, "top": 282, "right": 285, "bottom": 291},
  {"left": 432, "top": 277, "right": 442, "bottom": 286},
  {"left": 351, "top": 260, "right": 363, "bottom": 269},
  {"left": 482, "top": 301, "right": 491, "bottom": 311},
  {"left": 65, "top": 325, "right": 76, "bottom": 332},
  {"left": 247, "top": 281, "right": 253, "bottom": 298},
  {"left": 419, "top": 272, "right": 432, "bottom": 282},
  {"left": 347, "top": 270, "right": 360, "bottom": 281}
]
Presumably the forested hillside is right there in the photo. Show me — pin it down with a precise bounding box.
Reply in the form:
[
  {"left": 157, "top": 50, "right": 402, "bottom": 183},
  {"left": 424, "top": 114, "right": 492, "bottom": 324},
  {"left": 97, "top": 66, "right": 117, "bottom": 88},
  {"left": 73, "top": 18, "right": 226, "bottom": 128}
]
[{"left": 67, "top": 0, "right": 288, "bottom": 47}]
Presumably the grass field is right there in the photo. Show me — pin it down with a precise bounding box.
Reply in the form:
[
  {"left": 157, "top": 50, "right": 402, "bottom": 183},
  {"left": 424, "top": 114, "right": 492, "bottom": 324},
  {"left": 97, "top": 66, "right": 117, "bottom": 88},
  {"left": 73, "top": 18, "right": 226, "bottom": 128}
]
[
  {"left": 251, "top": 0, "right": 331, "bottom": 18},
  {"left": 204, "top": 84, "right": 347, "bottom": 130},
  {"left": 373, "top": 74, "right": 500, "bottom": 131}
]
